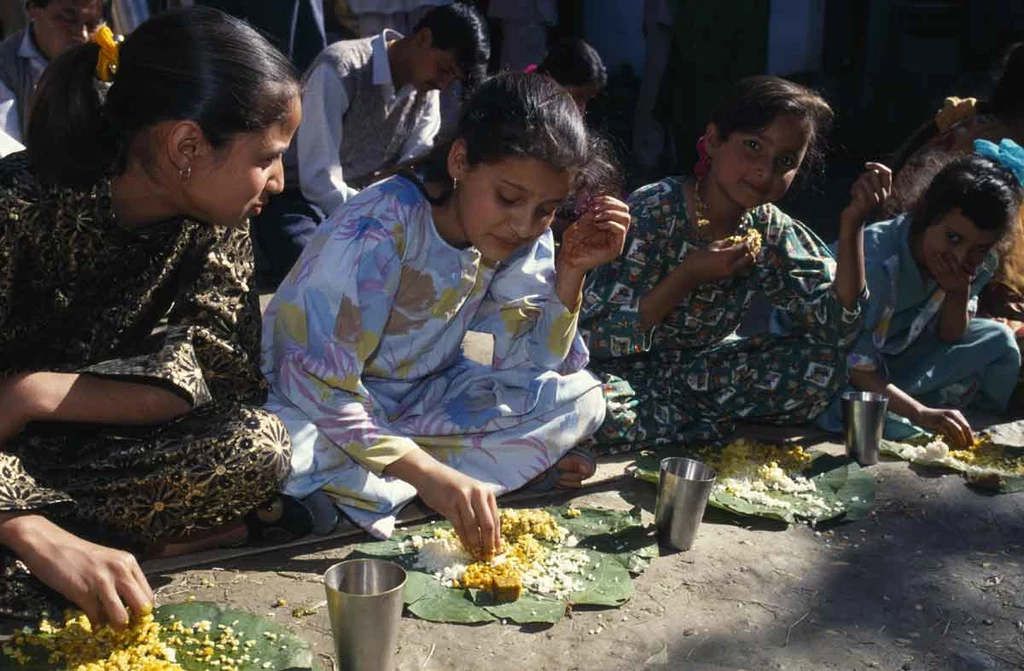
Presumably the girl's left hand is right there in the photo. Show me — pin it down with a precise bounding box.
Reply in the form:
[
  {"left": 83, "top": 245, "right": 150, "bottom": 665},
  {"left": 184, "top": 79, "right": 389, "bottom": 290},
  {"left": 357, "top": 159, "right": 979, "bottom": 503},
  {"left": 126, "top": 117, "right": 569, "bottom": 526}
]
[
  {"left": 840, "top": 162, "right": 893, "bottom": 228},
  {"left": 559, "top": 196, "right": 631, "bottom": 272}
]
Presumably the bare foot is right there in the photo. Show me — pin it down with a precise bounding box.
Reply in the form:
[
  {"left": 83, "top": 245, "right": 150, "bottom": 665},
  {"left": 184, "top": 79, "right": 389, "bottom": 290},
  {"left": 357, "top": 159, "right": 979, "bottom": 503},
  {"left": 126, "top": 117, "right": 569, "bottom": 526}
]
[
  {"left": 145, "top": 519, "right": 247, "bottom": 559},
  {"left": 555, "top": 450, "right": 597, "bottom": 488},
  {"left": 524, "top": 450, "right": 597, "bottom": 491}
]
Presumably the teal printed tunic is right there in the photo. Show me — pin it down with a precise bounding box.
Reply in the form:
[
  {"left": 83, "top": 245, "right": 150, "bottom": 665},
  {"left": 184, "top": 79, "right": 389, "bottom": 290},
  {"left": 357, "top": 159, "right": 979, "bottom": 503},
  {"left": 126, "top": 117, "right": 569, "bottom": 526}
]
[
  {"left": 817, "top": 215, "right": 1020, "bottom": 438},
  {"left": 579, "top": 177, "right": 863, "bottom": 452}
]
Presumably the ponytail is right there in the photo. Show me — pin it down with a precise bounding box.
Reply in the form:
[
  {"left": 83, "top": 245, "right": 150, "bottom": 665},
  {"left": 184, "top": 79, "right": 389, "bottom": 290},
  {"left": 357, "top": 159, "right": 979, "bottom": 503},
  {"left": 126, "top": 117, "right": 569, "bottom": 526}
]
[
  {"left": 27, "top": 42, "right": 118, "bottom": 188},
  {"left": 26, "top": 7, "right": 299, "bottom": 190}
]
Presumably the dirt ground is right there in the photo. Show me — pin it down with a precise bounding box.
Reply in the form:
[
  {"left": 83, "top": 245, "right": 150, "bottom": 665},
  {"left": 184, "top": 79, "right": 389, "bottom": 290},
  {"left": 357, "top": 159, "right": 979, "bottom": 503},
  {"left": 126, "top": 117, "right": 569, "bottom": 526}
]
[{"left": 149, "top": 436, "right": 1024, "bottom": 671}]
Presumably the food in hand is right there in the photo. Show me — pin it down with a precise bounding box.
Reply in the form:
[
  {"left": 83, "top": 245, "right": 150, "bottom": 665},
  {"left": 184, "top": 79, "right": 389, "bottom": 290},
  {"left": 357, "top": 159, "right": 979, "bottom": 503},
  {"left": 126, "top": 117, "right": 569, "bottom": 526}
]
[{"left": 722, "top": 228, "right": 763, "bottom": 257}]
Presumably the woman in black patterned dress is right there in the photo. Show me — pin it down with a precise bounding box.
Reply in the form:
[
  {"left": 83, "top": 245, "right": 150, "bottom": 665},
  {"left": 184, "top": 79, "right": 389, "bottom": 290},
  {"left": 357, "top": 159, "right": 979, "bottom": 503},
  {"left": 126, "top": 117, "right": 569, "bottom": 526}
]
[{"left": 0, "top": 8, "right": 308, "bottom": 626}]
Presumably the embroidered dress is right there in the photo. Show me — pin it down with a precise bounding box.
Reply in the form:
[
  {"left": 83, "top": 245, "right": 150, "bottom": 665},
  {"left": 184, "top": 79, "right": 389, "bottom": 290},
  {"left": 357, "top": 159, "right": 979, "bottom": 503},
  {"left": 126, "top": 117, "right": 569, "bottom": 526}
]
[
  {"left": 0, "top": 154, "right": 291, "bottom": 620},
  {"left": 579, "top": 177, "right": 863, "bottom": 452},
  {"left": 817, "top": 216, "right": 1021, "bottom": 438},
  {"left": 262, "top": 176, "right": 604, "bottom": 538}
]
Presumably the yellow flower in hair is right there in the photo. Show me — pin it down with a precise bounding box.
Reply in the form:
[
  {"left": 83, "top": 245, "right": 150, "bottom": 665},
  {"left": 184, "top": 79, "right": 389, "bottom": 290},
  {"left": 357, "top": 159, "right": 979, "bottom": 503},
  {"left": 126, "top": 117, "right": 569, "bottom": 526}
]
[
  {"left": 934, "top": 96, "right": 977, "bottom": 133},
  {"left": 92, "top": 25, "right": 120, "bottom": 82}
]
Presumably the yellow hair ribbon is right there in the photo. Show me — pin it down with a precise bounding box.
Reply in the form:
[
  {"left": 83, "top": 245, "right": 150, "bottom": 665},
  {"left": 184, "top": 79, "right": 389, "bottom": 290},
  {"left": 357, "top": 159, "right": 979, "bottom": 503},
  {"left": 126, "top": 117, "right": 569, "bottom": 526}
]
[
  {"left": 92, "top": 25, "right": 120, "bottom": 82},
  {"left": 934, "top": 96, "right": 977, "bottom": 133}
]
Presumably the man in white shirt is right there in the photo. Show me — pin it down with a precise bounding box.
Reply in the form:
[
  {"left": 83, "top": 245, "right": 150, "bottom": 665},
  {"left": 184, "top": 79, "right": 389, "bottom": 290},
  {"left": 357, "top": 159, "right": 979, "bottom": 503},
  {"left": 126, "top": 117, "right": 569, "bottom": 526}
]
[
  {"left": 252, "top": 2, "right": 489, "bottom": 288},
  {"left": 0, "top": 0, "right": 105, "bottom": 145}
]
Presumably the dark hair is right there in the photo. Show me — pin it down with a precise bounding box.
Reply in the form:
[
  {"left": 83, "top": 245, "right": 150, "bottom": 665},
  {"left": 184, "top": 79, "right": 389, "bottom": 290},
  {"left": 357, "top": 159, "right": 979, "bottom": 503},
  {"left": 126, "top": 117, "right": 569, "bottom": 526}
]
[
  {"left": 413, "top": 2, "right": 490, "bottom": 91},
  {"left": 27, "top": 6, "right": 299, "bottom": 188},
  {"left": 536, "top": 38, "right": 606, "bottom": 90},
  {"left": 709, "top": 75, "right": 834, "bottom": 186},
  {"left": 908, "top": 154, "right": 1023, "bottom": 241},
  {"left": 410, "top": 72, "right": 619, "bottom": 204},
  {"left": 26, "top": 0, "right": 106, "bottom": 11},
  {"left": 989, "top": 42, "right": 1024, "bottom": 120},
  {"left": 891, "top": 43, "right": 1024, "bottom": 174}
]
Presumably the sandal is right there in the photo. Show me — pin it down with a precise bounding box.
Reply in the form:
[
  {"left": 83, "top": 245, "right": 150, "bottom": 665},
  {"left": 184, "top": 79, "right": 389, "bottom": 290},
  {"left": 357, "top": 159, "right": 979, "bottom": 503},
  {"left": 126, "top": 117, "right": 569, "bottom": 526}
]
[
  {"left": 519, "top": 446, "right": 598, "bottom": 494},
  {"left": 244, "top": 495, "right": 314, "bottom": 546}
]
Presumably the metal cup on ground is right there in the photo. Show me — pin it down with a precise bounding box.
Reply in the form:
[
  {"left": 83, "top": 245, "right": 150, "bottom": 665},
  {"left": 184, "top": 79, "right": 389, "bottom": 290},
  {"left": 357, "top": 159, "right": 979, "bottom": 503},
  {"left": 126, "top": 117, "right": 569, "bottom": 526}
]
[
  {"left": 324, "top": 558, "right": 407, "bottom": 671},
  {"left": 841, "top": 391, "right": 889, "bottom": 466},
  {"left": 655, "top": 457, "right": 717, "bottom": 551}
]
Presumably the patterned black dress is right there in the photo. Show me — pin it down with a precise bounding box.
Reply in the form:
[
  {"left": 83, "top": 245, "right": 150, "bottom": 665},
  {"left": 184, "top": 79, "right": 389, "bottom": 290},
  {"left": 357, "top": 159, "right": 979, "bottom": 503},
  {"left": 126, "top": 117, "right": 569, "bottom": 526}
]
[{"left": 0, "top": 154, "right": 291, "bottom": 620}]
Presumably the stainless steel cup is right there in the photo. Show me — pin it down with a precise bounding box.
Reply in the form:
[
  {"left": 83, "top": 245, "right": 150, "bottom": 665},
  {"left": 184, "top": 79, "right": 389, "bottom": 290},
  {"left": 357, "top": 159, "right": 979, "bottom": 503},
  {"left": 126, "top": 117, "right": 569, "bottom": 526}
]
[
  {"left": 841, "top": 391, "right": 889, "bottom": 466},
  {"left": 324, "top": 558, "right": 407, "bottom": 671},
  {"left": 655, "top": 457, "right": 717, "bottom": 551}
]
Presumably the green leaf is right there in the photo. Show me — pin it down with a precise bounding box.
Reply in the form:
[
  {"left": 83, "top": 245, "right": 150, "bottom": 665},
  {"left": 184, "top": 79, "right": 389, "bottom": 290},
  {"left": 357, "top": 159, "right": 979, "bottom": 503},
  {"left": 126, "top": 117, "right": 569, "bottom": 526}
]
[
  {"left": 350, "top": 536, "right": 413, "bottom": 558},
  {"left": 556, "top": 506, "right": 657, "bottom": 574},
  {"left": 347, "top": 506, "right": 654, "bottom": 624},
  {"left": 406, "top": 588, "right": 496, "bottom": 624},
  {"left": 884, "top": 437, "right": 1024, "bottom": 494},
  {"left": 710, "top": 488, "right": 795, "bottom": 524},
  {"left": 156, "top": 602, "right": 316, "bottom": 671},
  {"left": 482, "top": 595, "right": 567, "bottom": 624},
  {"left": 568, "top": 550, "right": 635, "bottom": 607},
  {"left": 811, "top": 461, "right": 875, "bottom": 521},
  {"left": 0, "top": 603, "right": 318, "bottom": 671},
  {"left": 400, "top": 563, "right": 436, "bottom": 605},
  {"left": 636, "top": 446, "right": 872, "bottom": 525}
]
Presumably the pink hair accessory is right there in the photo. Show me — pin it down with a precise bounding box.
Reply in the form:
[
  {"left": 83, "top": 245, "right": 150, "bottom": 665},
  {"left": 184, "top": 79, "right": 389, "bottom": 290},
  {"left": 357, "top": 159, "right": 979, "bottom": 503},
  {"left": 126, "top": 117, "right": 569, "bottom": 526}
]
[
  {"left": 524, "top": 63, "right": 539, "bottom": 74},
  {"left": 695, "top": 135, "right": 711, "bottom": 179}
]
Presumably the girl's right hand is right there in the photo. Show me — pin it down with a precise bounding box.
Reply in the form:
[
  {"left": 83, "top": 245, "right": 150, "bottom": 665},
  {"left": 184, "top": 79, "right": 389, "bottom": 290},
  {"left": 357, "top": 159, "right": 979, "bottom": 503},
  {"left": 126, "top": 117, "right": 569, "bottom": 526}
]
[
  {"left": 914, "top": 406, "right": 974, "bottom": 448},
  {"left": 2, "top": 515, "right": 153, "bottom": 628},
  {"left": 682, "top": 241, "right": 754, "bottom": 285},
  {"left": 415, "top": 464, "right": 501, "bottom": 561}
]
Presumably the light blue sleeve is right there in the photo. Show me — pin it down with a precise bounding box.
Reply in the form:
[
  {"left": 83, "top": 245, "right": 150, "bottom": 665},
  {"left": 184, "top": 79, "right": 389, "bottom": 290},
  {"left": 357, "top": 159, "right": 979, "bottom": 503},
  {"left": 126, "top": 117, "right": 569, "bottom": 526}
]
[{"left": 470, "top": 230, "right": 590, "bottom": 373}]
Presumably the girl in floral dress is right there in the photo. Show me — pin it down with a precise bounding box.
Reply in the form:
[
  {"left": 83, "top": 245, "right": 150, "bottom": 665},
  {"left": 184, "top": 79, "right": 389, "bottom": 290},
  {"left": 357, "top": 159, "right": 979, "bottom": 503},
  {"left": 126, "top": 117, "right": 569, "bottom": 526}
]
[
  {"left": 262, "top": 73, "right": 629, "bottom": 558},
  {"left": 580, "top": 76, "right": 888, "bottom": 452}
]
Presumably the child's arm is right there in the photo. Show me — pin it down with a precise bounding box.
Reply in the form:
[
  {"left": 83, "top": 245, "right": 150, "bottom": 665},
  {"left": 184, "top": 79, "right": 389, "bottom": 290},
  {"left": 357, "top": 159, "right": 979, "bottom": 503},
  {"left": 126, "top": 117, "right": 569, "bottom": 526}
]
[
  {"left": 384, "top": 449, "right": 501, "bottom": 560},
  {"left": 0, "top": 217, "right": 260, "bottom": 435},
  {"left": 849, "top": 368, "right": 973, "bottom": 447},
  {"left": 638, "top": 243, "right": 751, "bottom": 329},
  {"left": 579, "top": 181, "right": 747, "bottom": 357},
  {"left": 933, "top": 250, "right": 990, "bottom": 344},
  {"left": 938, "top": 288, "right": 971, "bottom": 343},
  {"left": 471, "top": 197, "right": 629, "bottom": 372},
  {"left": 835, "top": 163, "right": 892, "bottom": 311},
  {"left": 765, "top": 165, "right": 891, "bottom": 346}
]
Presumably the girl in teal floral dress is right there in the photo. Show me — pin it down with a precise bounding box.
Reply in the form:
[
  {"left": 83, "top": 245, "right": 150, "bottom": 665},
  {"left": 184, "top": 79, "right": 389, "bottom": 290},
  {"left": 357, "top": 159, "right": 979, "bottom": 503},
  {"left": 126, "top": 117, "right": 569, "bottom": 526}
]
[{"left": 580, "top": 76, "right": 890, "bottom": 452}]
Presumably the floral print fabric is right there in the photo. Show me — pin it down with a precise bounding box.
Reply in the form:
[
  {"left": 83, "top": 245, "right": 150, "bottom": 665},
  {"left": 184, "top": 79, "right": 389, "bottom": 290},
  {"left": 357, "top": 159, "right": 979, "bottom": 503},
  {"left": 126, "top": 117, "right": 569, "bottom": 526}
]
[
  {"left": 262, "top": 176, "right": 604, "bottom": 538},
  {"left": 579, "top": 177, "right": 863, "bottom": 451}
]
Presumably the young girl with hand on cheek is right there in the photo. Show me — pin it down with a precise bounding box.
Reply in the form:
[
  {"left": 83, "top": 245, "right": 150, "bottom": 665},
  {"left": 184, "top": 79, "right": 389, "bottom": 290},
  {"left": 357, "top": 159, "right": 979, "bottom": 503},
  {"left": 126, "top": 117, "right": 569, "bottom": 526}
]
[
  {"left": 580, "top": 75, "right": 886, "bottom": 451},
  {"left": 819, "top": 143, "right": 1024, "bottom": 447},
  {"left": 262, "top": 73, "right": 628, "bottom": 558}
]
